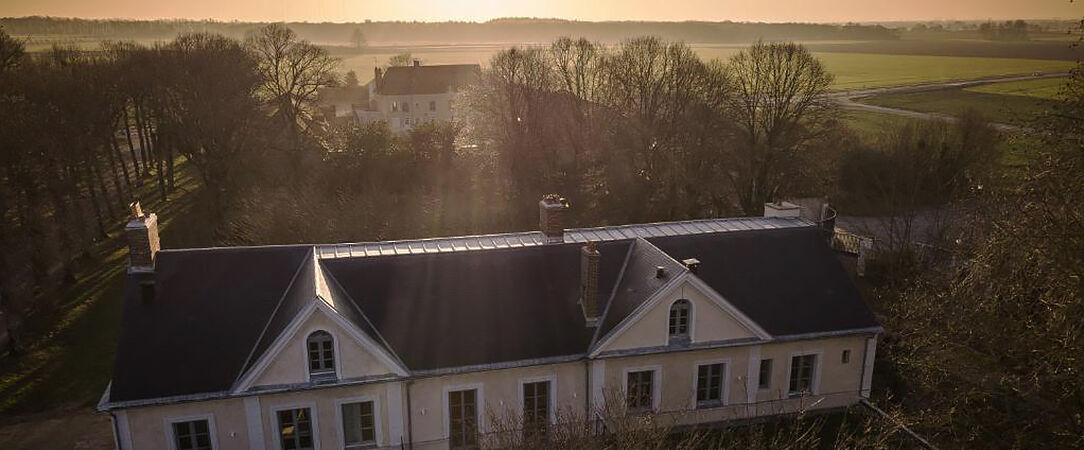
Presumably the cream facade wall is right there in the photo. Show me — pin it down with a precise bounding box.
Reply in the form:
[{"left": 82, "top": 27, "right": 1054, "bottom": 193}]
[
  {"left": 252, "top": 308, "right": 397, "bottom": 388},
  {"left": 370, "top": 93, "right": 456, "bottom": 133},
  {"left": 122, "top": 398, "right": 250, "bottom": 450},
  {"left": 405, "top": 361, "right": 587, "bottom": 449}
]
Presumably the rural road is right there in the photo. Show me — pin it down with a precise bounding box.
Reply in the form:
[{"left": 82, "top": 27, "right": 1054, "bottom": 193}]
[{"left": 832, "top": 71, "right": 1069, "bottom": 132}]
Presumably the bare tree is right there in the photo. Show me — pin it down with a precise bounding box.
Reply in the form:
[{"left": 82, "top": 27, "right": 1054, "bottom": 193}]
[
  {"left": 246, "top": 23, "right": 338, "bottom": 143},
  {"left": 724, "top": 41, "right": 837, "bottom": 215}
]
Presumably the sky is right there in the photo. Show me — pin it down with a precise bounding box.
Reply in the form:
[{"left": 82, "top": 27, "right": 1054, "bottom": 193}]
[{"left": 0, "top": 0, "right": 1078, "bottom": 23}]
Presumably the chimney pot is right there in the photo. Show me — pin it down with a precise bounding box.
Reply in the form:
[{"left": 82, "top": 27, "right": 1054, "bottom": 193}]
[
  {"left": 539, "top": 194, "right": 570, "bottom": 243},
  {"left": 580, "top": 241, "right": 601, "bottom": 324},
  {"left": 125, "top": 202, "right": 160, "bottom": 273},
  {"left": 682, "top": 258, "right": 701, "bottom": 274},
  {"left": 656, "top": 266, "right": 667, "bottom": 279}
]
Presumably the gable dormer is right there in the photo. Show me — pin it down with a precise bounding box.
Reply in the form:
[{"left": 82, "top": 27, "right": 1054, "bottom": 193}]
[{"left": 592, "top": 269, "right": 770, "bottom": 356}]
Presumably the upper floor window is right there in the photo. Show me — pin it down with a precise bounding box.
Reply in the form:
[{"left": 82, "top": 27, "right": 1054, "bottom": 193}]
[
  {"left": 668, "top": 299, "right": 691, "bottom": 342},
  {"left": 758, "top": 359, "right": 773, "bottom": 390},
  {"left": 429, "top": 100, "right": 437, "bottom": 112},
  {"left": 789, "top": 354, "right": 817, "bottom": 396},
  {"left": 626, "top": 369, "right": 655, "bottom": 413},
  {"left": 307, "top": 331, "right": 335, "bottom": 378},
  {"left": 341, "top": 401, "right": 377, "bottom": 448},
  {"left": 391, "top": 101, "right": 399, "bottom": 113},
  {"left": 695, "top": 363, "right": 725, "bottom": 407},
  {"left": 170, "top": 418, "right": 213, "bottom": 450},
  {"left": 277, "top": 408, "right": 315, "bottom": 450},
  {"left": 403, "top": 102, "right": 411, "bottom": 113}
]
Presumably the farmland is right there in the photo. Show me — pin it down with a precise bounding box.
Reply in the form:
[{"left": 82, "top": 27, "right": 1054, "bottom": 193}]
[{"left": 857, "top": 77, "right": 1067, "bottom": 125}]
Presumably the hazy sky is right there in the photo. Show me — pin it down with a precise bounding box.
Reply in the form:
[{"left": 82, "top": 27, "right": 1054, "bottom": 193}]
[{"left": 0, "top": 0, "right": 1078, "bottom": 23}]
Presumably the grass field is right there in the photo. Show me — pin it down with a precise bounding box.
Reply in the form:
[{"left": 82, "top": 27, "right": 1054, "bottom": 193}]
[
  {"left": 965, "top": 77, "right": 1068, "bottom": 100},
  {"left": 859, "top": 82, "right": 1063, "bottom": 126}
]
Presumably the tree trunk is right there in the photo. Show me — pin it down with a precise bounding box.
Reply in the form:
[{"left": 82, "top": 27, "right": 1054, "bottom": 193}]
[
  {"left": 134, "top": 102, "right": 151, "bottom": 175},
  {"left": 84, "top": 162, "right": 108, "bottom": 240},
  {"left": 154, "top": 134, "right": 168, "bottom": 202},
  {"left": 109, "top": 132, "right": 132, "bottom": 198},
  {"left": 122, "top": 107, "right": 143, "bottom": 182},
  {"left": 166, "top": 139, "right": 176, "bottom": 191}
]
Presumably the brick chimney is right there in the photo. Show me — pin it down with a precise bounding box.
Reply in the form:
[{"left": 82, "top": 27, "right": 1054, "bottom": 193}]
[
  {"left": 125, "top": 202, "right": 160, "bottom": 273},
  {"left": 580, "top": 241, "right": 600, "bottom": 324},
  {"left": 539, "top": 194, "right": 569, "bottom": 243}
]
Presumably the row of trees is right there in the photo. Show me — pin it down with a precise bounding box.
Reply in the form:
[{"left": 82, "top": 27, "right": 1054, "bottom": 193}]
[{"left": 0, "top": 24, "right": 338, "bottom": 349}]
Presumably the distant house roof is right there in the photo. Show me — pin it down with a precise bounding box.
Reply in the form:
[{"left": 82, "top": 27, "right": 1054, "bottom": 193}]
[
  {"left": 107, "top": 216, "right": 878, "bottom": 405},
  {"left": 376, "top": 64, "right": 480, "bottom": 96}
]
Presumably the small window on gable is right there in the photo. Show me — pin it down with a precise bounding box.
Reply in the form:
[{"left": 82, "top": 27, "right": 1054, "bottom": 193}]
[
  {"left": 307, "top": 330, "right": 335, "bottom": 379},
  {"left": 668, "top": 299, "right": 691, "bottom": 343}
]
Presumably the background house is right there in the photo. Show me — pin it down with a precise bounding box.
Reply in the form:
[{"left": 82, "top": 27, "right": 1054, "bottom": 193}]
[{"left": 362, "top": 62, "right": 481, "bottom": 132}]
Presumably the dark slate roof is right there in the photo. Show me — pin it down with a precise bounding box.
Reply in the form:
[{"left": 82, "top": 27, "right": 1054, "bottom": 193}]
[
  {"left": 595, "top": 239, "right": 688, "bottom": 343},
  {"left": 238, "top": 251, "right": 316, "bottom": 377},
  {"left": 647, "top": 227, "right": 878, "bottom": 336},
  {"left": 321, "top": 240, "right": 632, "bottom": 371},
  {"left": 109, "top": 246, "right": 312, "bottom": 403},
  {"left": 377, "top": 64, "right": 480, "bottom": 96}
]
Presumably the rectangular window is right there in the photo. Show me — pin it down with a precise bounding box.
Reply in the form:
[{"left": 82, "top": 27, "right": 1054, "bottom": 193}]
[
  {"left": 758, "top": 359, "right": 772, "bottom": 390},
  {"left": 307, "top": 334, "right": 334, "bottom": 375},
  {"left": 277, "top": 408, "right": 314, "bottom": 450},
  {"left": 341, "top": 401, "right": 376, "bottom": 448},
  {"left": 842, "top": 349, "right": 851, "bottom": 364},
  {"left": 626, "top": 370, "right": 654, "bottom": 412},
  {"left": 429, "top": 100, "right": 436, "bottom": 111},
  {"left": 171, "top": 419, "right": 212, "bottom": 450},
  {"left": 696, "top": 363, "right": 725, "bottom": 407},
  {"left": 403, "top": 102, "right": 410, "bottom": 113},
  {"left": 789, "top": 354, "right": 817, "bottom": 395},
  {"left": 391, "top": 101, "right": 399, "bottom": 112},
  {"left": 522, "top": 381, "right": 550, "bottom": 441},
  {"left": 448, "top": 389, "right": 478, "bottom": 449}
]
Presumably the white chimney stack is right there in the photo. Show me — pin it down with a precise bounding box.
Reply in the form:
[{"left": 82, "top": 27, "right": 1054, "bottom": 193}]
[{"left": 539, "top": 195, "right": 570, "bottom": 243}]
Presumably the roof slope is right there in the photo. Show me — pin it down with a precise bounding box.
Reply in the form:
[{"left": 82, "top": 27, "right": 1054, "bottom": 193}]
[
  {"left": 647, "top": 227, "right": 878, "bottom": 336},
  {"left": 109, "top": 245, "right": 312, "bottom": 403},
  {"left": 377, "top": 64, "right": 480, "bottom": 96},
  {"left": 321, "top": 240, "right": 631, "bottom": 370},
  {"left": 595, "top": 239, "right": 688, "bottom": 343}
]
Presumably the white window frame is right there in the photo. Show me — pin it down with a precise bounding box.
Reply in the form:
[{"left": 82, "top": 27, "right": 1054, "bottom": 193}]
[
  {"left": 622, "top": 365, "right": 662, "bottom": 413},
  {"left": 691, "top": 358, "right": 730, "bottom": 409},
  {"left": 443, "top": 383, "right": 485, "bottom": 444},
  {"left": 666, "top": 299, "right": 695, "bottom": 344},
  {"left": 270, "top": 402, "right": 321, "bottom": 450},
  {"left": 518, "top": 375, "right": 558, "bottom": 427},
  {"left": 163, "top": 413, "right": 219, "bottom": 450},
  {"left": 757, "top": 358, "right": 773, "bottom": 391},
  {"left": 335, "top": 394, "right": 383, "bottom": 449},
  {"left": 785, "top": 350, "right": 823, "bottom": 397},
  {"left": 302, "top": 328, "right": 342, "bottom": 383}
]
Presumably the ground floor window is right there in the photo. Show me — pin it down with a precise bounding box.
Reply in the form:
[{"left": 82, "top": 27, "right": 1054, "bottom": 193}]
[
  {"left": 626, "top": 370, "right": 655, "bottom": 413},
  {"left": 341, "top": 401, "right": 376, "bottom": 448},
  {"left": 276, "top": 408, "right": 315, "bottom": 450},
  {"left": 789, "top": 354, "right": 817, "bottom": 395},
  {"left": 758, "top": 358, "right": 773, "bottom": 389},
  {"left": 448, "top": 388, "right": 479, "bottom": 449},
  {"left": 522, "top": 380, "right": 550, "bottom": 440},
  {"left": 171, "top": 419, "right": 212, "bottom": 450},
  {"left": 696, "top": 363, "right": 725, "bottom": 407}
]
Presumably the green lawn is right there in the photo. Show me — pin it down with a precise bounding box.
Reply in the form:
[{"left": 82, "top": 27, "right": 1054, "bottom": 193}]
[
  {"left": 965, "top": 77, "right": 1068, "bottom": 100},
  {"left": 0, "top": 160, "right": 211, "bottom": 416},
  {"left": 840, "top": 110, "right": 926, "bottom": 144},
  {"left": 858, "top": 88, "right": 1059, "bottom": 126}
]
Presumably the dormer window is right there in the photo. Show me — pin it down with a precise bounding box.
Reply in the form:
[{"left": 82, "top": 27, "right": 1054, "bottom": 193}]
[
  {"left": 307, "top": 331, "right": 336, "bottom": 379},
  {"left": 668, "top": 299, "right": 691, "bottom": 343}
]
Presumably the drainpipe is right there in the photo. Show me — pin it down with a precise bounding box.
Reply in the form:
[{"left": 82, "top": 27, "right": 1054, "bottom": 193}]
[
  {"left": 405, "top": 380, "right": 414, "bottom": 450},
  {"left": 583, "top": 359, "right": 591, "bottom": 419}
]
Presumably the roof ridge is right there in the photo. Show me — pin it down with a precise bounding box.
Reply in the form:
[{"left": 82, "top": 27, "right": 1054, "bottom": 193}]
[
  {"left": 589, "top": 239, "right": 637, "bottom": 348},
  {"left": 231, "top": 246, "right": 316, "bottom": 388}
]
